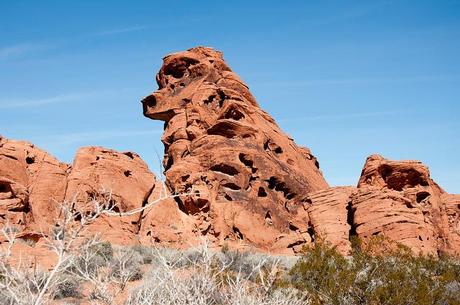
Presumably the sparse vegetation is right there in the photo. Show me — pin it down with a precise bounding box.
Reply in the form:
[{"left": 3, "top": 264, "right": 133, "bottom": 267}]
[
  {"left": 0, "top": 195, "right": 459, "bottom": 305},
  {"left": 288, "top": 238, "right": 460, "bottom": 305}
]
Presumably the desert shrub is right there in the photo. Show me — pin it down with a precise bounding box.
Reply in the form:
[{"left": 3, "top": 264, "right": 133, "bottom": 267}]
[
  {"left": 131, "top": 244, "right": 156, "bottom": 264},
  {"left": 288, "top": 239, "right": 460, "bottom": 305},
  {"left": 69, "top": 238, "right": 113, "bottom": 276},
  {"left": 53, "top": 276, "right": 81, "bottom": 299},
  {"left": 126, "top": 242, "right": 308, "bottom": 305},
  {"left": 110, "top": 247, "right": 143, "bottom": 283}
]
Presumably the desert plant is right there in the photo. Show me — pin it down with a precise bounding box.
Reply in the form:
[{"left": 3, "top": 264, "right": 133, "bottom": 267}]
[
  {"left": 288, "top": 238, "right": 460, "bottom": 305},
  {"left": 125, "top": 241, "right": 308, "bottom": 305},
  {"left": 53, "top": 275, "right": 81, "bottom": 300}
]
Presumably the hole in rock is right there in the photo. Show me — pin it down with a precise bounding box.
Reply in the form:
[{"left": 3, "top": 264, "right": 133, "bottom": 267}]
[
  {"left": 217, "top": 90, "right": 227, "bottom": 107},
  {"left": 238, "top": 154, "right": 256, "bottom": 173},
  {"left": 258, "top": 187, "right": 267, "bottom": 197},
  {"left": 181, "top": 99, "right": 191, "bottom": 107},
  {"left": 223, "top": 183, "right": 241, "bottom": 190},
  {"left": 124, "top": 152, "right": 135, "bottom": 159},
  {"left": 416, "top": 191, "right": 430, "bottom": 203},
  {"left": 418, "top": 235, "right": 423, "bottom": 241},
  {"left": 142, "top": 94, "right": 157, "bottom": 108},
  {"left": 164, "top": 156, "right": 174, "bottom": 171},
  {"left": 346, "top": 201, "right": 357, "bottom": 238},
  {"left": 233, "top": 226, "right": 244, "bottom": 240},
  {"left": 0, "top": 182, "right": 10, "bottom": 193},
  {"left": 224, "top": 107, "right": 245, "bottom": 121},
  {"left": 124, "top": 170, "right": 132, "bottom": 177},
  {"left": 265, "top": 211, "right": 272, "bottom": 220},
  {"left": 204, "top": 94, "right": 216, "bottom": 105},
  {"left": 289, "top": 223, "right": 299, "bottom": 231},
  {"left": 307, "top": 223, "right": 315, "bottom": 242},
  {"left": 379, "top": 165, "right": 429, "bottom": 191},
  {"left": 210, "top": 164, "right": 239, "bottom": 176},
  {"left": 174, "top": 197, "right": 188, "bottom": 214},
  {"left": 265, "top": 177, "right": 296, "bottom": 200},
  {"left": 207, "top": 121, "right": 238, "bottom": 138},
  {"left": 163, "top": 57, "right": 198, "bottom": 79},
  {"left": 26, "top": 156, "right": 35, "bottom": 164},
  {"left": 224, "top": 194, "right": 233, "bottom": 201}
]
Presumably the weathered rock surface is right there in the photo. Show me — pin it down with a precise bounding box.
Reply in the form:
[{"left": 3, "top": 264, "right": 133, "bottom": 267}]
[
  {"left": 0, "top": 136, "right": 67, "bottom": 234},
  {"left": 441, "top": 194, "right": 460, "bottom": 254},
  {"left": 142, "top": 47, "right": 328, "bottom": 252},
  {"left": 65, "top": 147, "right": 158, "bottom": 244},
  {"left": 1, "top": 47, "right": 459, "bottom": 257},
  {"left": 306, "top": 187, "right": 355, "bottom": 254},
  {"left": 352, "top": 155, "right": 458, "bottom": 256},
  {"left": 0, "top": 137, "right": 169, "bottom": 246}
]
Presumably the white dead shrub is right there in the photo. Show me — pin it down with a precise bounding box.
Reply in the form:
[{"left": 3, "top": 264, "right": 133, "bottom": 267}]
[{"left": 126, "top": 241, "right": 309, "bottom": 305}]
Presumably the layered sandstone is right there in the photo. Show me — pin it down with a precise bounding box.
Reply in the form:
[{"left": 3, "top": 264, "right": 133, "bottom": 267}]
[
  {"left": 64, "top": 147, "right": 158, "bottom": 244},
  {"left": 0, "top": 136, "right": 67, "bottom": 234},
  {"left": 141, "top": 47, "right": 328, "bottom": 252},
  {"left": 0, "top": 47, "right": 459, "bottom": 257}
]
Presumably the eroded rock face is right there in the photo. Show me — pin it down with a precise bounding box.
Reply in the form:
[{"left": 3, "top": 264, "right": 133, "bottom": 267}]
[
  {"left": 0, "top": 138, "right": 164, "bottom": 245},
  {"left": 0, "top": 136, "right": 68, "bottom": 233},
  {"left": 352, "top": 155, "right": 456, "bottom": 256},
  {"left": 65, "top": 147, "right": 157, "bottom": 244},
  {"left": 1, "top": 47, "right": 459, "bottom": 257},
  {"left": 142, "top": 47, "right": 328, "bottom": 252},
  {"left": 306, "top": 187, "right": 355, "bottom": 254}
]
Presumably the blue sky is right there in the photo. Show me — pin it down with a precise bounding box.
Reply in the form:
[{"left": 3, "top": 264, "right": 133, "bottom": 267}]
[{"left": 1, "top": 0, "right": 459, "bottom": 192}]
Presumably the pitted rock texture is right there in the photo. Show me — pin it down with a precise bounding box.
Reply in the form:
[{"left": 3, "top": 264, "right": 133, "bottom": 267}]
[
  {"left": 0, "top": 136, "right": 167, "bottom": 246},
  {"left": 352, "top": 155, "right": 457, "bottom": 256},
  {"left": 65, "top": 147, "right": 158, "bottom": 244},
  {"left": 1, "top": 47, "right": 459, "bottom": 257},
  {"left": 142, "top": 47, "right": 328, "bottom": 252},
  {"left": 0, "top": 136, "right": 67, "bottom": 233}
]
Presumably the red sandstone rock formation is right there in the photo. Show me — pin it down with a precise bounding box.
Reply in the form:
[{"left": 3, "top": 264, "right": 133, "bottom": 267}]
[
  {"left": 353, "top": 155, "right": 458, "bottom": 256},
  {"left": 65, "top": 147, "right": 158, "bottom": 244},
  {"left": 141, "top": 47, "right": 328, "bottom": 252},
  {"left": 303, "top": 154, "right": 459, "bottom": 256},
  {"left": 0, "top": 136, "right": 67, "bottom": 234},
  {"left": 306, "top": 187, "right": 355, "bottom": 254},
  {"left": 0, "top": 47, "right": 459, "bottom": 257}
]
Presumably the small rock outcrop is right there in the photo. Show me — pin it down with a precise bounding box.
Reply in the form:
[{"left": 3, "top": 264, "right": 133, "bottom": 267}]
[
  {"left": 303, "top": 154, "right": 460, "bottom": 256},
  {"left": 0, "top": 136, "right": 67, "bottom": 234},
  {"left": 353, "top": 155, "right": 458, "bottom": 256},
  {"left": 65, "top": 147, "right": 158, "bottom": 244},
  {"left": 142, "top": 47, "right": 328, "bottom": 252}
]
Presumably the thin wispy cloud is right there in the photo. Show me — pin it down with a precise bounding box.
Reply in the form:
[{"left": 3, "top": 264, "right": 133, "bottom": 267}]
[
  {"left": 39, "top": 129, "right": 163, "bottom": 146},
  {"left": 310, "top": 1, "right": 393, "bottom": 27},
  {"left": 258, "top": 75, "right": 459, "bottom": 87},
  {"left": 0, "top": 88, "right": 139, "bottom": 109},
  {"left": 0, "top": 92, "right": 97, "bottom": 109},
  {"left": 278, "top": 111, "right": 401, "bottom": 123},
  {"left": 91, "top": 25, "right": 149, "bottom": 37},
  {"left": 0, "top": 43, "right": 48, "bottom": 60}
]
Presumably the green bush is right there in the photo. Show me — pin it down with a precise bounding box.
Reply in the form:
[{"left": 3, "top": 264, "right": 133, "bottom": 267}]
[{"left": 287, "top": 239, "right": 460, "bottom": 305}]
